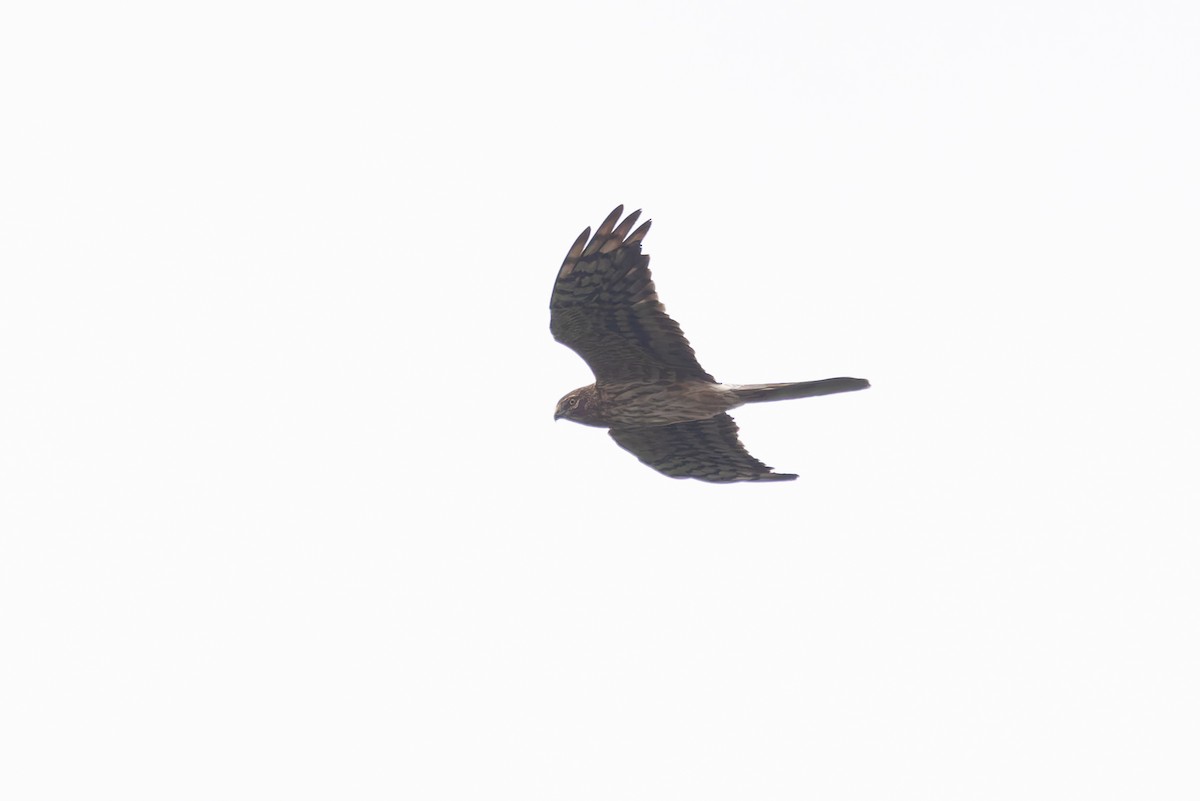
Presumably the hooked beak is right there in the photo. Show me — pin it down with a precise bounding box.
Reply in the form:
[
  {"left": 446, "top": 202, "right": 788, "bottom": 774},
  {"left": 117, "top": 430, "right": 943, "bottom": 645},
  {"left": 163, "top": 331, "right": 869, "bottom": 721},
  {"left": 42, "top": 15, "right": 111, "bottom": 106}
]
[{"left": 553, "top": 409, "right": 563, "bottom": 421}]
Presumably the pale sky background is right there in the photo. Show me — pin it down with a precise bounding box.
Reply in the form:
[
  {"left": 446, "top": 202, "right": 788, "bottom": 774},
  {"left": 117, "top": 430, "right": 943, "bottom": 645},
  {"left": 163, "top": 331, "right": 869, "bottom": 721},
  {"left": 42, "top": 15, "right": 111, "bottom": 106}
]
[{"left": 2, "top": 1, "right": 1198, "bottom": 799}]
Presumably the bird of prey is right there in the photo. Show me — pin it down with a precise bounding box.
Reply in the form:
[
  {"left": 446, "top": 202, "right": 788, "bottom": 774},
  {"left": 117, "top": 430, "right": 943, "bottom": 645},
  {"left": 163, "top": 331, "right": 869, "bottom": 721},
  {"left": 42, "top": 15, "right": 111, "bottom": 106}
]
[{"left": 551, "top": 205, "right": 869, "bottom": 483}]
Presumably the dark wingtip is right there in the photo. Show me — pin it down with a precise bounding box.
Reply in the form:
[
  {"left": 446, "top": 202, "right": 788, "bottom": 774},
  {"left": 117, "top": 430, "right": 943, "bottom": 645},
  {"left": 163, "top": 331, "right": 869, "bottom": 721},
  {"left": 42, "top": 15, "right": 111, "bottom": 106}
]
[
  {"left": 627, "top": 218, "right": 653, "bottom": 245},
  {"left": 595, "top": 206, "right": 623, "bottom": 237},
  {"left": 610, "top": 208, "right": 642, "bottom": 241}
]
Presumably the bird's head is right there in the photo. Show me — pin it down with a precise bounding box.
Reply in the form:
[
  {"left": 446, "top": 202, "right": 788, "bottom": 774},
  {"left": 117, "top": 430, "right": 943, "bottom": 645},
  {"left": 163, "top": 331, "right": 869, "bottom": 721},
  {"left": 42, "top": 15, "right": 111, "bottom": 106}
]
[{"left": 554, "top": 385, "right": 603, "bottom": 426}]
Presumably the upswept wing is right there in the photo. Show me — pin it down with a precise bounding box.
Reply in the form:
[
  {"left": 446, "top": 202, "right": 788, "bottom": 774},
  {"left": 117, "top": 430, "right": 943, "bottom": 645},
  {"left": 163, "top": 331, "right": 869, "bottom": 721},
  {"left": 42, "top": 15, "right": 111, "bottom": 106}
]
[
  {"left": 609, "top": 414, "right": 798, "bottom": 483},
  {"left": 549, "top": 205, "right": 714, "bottom": 383}
]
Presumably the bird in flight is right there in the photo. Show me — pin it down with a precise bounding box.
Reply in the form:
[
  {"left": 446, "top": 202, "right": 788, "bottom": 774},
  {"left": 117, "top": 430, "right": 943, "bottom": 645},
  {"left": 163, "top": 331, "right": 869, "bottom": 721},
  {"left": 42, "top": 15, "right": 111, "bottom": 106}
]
[{"left": 550, "top": 205, "right": 869, "bottom": 483}]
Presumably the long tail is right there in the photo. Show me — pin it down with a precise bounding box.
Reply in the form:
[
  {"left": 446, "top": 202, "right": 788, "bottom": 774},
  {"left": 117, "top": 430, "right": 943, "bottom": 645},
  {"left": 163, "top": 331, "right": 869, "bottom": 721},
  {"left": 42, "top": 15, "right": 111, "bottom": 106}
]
[{"left": 731, "top": 377, "right": 870, "bottom": 404}]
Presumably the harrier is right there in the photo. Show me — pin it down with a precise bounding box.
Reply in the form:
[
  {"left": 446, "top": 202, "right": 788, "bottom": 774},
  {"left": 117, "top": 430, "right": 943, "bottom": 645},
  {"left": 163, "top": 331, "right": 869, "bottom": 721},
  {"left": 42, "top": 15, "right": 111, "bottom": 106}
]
[{"left": 551, "top": 205, "right": 869, "bottom": 483}]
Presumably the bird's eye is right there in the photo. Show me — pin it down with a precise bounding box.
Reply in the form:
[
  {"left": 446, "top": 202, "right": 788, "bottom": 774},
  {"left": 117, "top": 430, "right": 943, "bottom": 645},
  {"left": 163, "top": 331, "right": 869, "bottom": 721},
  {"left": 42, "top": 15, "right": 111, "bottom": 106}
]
[{"left": 569, "top": 397, "right": 579, "bottom": 407}]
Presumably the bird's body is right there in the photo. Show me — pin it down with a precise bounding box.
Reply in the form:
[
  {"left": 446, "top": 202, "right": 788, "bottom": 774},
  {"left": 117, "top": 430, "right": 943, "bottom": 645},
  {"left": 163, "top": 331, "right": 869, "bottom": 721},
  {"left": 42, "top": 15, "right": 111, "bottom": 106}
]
[
  {"left": 555, "top": 380, "right": 737, "bottom": 428},
  {"left": 555, "top": 378, "right": 868, "bottom": 429},
  {"left": 550, "top": 205, "right": 868, "bottom": 483}
]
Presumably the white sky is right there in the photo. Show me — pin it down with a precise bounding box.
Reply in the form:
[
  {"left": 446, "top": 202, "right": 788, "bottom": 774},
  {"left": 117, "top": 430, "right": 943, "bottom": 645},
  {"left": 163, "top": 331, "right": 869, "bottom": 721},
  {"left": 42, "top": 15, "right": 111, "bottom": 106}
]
[{"left": 2, "top": 1, "right": 1198, "bottom": 798}]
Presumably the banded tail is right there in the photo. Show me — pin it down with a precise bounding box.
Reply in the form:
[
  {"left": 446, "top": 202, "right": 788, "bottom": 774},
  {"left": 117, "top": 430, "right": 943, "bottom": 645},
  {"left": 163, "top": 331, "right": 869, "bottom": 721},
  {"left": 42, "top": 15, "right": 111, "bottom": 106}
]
[{"left": 732, "top": 377, "right": 870, "bottom": 404}]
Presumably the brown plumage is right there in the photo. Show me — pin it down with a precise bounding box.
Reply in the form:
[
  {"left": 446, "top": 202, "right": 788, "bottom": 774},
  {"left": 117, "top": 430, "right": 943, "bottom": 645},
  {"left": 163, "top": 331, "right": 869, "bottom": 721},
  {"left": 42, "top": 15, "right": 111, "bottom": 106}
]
[{"left": 550, "top": 205, "right": 869, "bottom": 483}]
